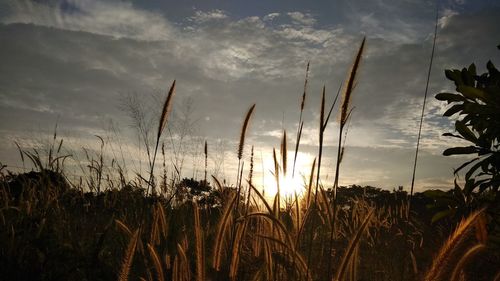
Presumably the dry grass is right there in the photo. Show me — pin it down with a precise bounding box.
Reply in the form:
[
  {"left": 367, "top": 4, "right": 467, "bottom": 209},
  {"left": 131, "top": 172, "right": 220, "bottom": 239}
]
[
  {"left": 118, "top": 228, "right": 140, "bottom": 281},
  {"left": 333, "top": 208, "right": 373, "bottom": 281},
  {"left": 424, "top": 209, "right": 485, "bottom": 281},
  {"left": 148, "top": 79, "right": 176, "bottom": 196},
  {"left": 213, "top": 193, "right": 237, "bottom": 271},
  {"left": 237, "top": 104, "right": 256, "bottom": 161},
  {"left": 147, "top": 243, "right": 165, "bottom": 281},
  {"left": 193, "top": 202, "right": 205, "bottom": 281},
  {"left": 2, "top": 35, "right": 498, "bottom": 281},
  {"left": 450, "top": 243, "right": 486, "bottom": 281}
]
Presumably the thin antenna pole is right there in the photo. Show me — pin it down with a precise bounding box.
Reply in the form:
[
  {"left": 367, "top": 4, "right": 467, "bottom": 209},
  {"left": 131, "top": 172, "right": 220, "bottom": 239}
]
[
  {"left": 401, "top": 6, "right": 438, "bottom": 281},
  {"left": 408, "top": 7, "right": 439, "bottom": 217}
]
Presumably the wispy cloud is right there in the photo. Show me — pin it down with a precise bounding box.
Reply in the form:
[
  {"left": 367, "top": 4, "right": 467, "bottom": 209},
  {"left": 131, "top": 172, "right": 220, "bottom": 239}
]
[
  {"left": 2, "top": 0, "right": 175, "bottom": 41},
  {"left": 287, "top": 12, "right": 316, "bottom": 26},
  {"left": 189, "top": 9, "right": 228, "bottom": 23}
]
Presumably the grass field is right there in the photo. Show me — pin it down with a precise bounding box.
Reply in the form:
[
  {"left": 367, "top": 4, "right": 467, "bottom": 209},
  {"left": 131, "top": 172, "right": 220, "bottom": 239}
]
[{"left": 1, "top": 38, "right": 499, "bottom": 281}]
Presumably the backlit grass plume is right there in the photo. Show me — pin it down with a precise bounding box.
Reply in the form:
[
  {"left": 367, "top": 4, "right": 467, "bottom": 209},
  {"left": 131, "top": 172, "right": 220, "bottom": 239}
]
[
  {"left": 147, "top": 243, "right": 165, "bottom": 281},
  {"left": 339, "top": 37, "right": 365, "bottom": 127},
  {"left": 328, "top": 37, "right": 366, "bottom": 280},
  {"left": 293, "top": 62, "right": 309, "bottom": 177},
  {"left": 235, "top": 104, "right": 256, "bottom": 211},
  {"left": 147, "top": 80, "right": 176, "bottom": 196},
  {"left": 158, "top": 80, "right": 176, "bottom": 140},
  {"left": 424, "top": 209, "right": 485, "bottom": 281},
  {"left": 237, "top": 104, "right": 256, "bottom": 161},
  {"left": 281, "top": 130, "right": 287, "bottom": 177},
  {"left": 118, "top": 229, "right": 140, "bottom": 281},
  {"left": 193, "top": 202, "right": 205, "bottom": 281}
]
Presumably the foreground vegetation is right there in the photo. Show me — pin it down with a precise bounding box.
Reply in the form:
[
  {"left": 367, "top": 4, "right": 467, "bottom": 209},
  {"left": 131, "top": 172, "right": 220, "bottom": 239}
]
[
  {"left": 1, "top": 40, "right": 499, "bottom": 281},
  {"left": 1, "top": 169, "right": 499, "bottom": 281}
]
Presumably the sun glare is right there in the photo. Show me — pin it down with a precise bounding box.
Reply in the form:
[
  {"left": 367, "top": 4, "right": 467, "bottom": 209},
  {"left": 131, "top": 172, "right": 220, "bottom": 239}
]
[{"left": 261, "top": 151, "right": 313, "bottom": 199}]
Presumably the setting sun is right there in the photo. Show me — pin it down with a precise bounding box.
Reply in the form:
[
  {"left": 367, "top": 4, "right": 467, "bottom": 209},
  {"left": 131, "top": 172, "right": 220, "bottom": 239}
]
[{"left": 261, "top": 151, "right": 314, "bottom": 199}]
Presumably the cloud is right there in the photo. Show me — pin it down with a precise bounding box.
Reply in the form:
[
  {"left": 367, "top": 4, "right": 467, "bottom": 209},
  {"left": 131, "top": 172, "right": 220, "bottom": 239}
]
[
  {"left": 190, "top": 9, "right": 228, "bottom": 23},
  {"left": 439, "top": 9, "right": 459, "bottom": 28},
  {"left": 263, "top": 13, "right": 280, "bottom": 21},
  {"left": 1, "top": 1, "right": 499, "bottom": 190},
  {"left": 287, "top": 12, "right": 316, "bottom": 26},
  {"left": 1, "top": 0, "right": 175, "bottom": 41}
]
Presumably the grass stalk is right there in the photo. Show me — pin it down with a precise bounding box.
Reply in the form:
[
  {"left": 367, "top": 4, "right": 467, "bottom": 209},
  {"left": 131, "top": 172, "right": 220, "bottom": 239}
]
[
  {"left": 272, "top": 148, "right": 280, "bottom": 218},
  {"left": 450, "top": 243, "right": 486, "bottom": 281},
  {"left": 193, "top": 202, "right": 205, "bottom": 281},
  {"left": 408, "top": 6, "right": 439, "bottom": 218},
  {"left": 235, "top": 104, "right": 256, "bottom": 212},
  {"left": 204, "top": 140, "right": 208, "bottom": 183},
  {"left": 424, "top": 209, "right": 484, "bottom": 281},
  {"left": 332, "top": 209, "right": 373, "bottom": 281},
  {"left": 327, "top": 37, "right": 365, "bottom": 280},
  {"left": 118, "top": 229, "right": 140, "bottom": 281},
  {"left": 403, "top": 10, "right": 438, "bottom": 280},
  {"left": 146, "top": 80, "right": 176, "bottom": 197},
  {"left": 293, "top": 62, "right": 309, "bottom": 177},
  {"left": 213, "top": 193, "right": 238, "bottom": 271},
  {"left": 147, "top": 243, "right": 165, "bottom": 281}
]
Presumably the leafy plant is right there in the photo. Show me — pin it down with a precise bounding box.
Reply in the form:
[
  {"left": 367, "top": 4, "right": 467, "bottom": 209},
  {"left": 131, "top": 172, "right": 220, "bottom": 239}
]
[{"left": 436, "top": 48, "right": 500, "bottom": 194}]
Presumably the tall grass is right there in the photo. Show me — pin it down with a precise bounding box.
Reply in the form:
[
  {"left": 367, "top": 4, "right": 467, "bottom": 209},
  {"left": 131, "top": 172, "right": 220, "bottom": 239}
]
[
  {"left": 327, "top": 36, "right": 366, "bottom": 280},
  {"left": 118, "top": 228, "right": 140, "bottom": 281},
  {"left": 193, "top": 202, "right": 205, "bottom": 281},
  {"left": 292, "top": 62, "right": 309, "bottom": 178},
  {"left": 2, "top": 34, "right": 498, "bottom": 281},
  {"left": 402, "top": 10, "right": 439, "bottom": 280},
  {"left": 424, "top": 209, "right": 485, "bottom": 281},
  {"left": 147, "top": 80, "right": 176, "bottom": 196},
  {"left": 235, "top": 104, "right": 256, "bottom": 212}
]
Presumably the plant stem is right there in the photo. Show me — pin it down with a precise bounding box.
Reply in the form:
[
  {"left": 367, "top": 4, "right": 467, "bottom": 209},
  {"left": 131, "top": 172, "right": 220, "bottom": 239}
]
[{"left": 402, "top": 7, "right": 439, "bottom": 281}]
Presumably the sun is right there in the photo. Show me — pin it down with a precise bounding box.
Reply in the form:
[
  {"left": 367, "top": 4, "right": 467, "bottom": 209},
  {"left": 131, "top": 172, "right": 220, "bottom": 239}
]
[{"left": 261, "top": 151, "right": 313, "bottom": 199}]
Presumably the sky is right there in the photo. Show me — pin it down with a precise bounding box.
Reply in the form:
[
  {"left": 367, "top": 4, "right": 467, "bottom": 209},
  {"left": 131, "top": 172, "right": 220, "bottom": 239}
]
[{"left": 1, "top": 0, "right": 499, "bottom": 193}]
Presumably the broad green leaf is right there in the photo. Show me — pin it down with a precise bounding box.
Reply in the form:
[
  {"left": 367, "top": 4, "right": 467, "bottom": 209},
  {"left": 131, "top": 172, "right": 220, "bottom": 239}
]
[
  {"left": 457, "top": 85, "right": 486, "bottom": 100},
  {"left": 463, "top": 103, "right": 488, "bottom": 115},
  {"left": 435, "top": 92, "right": 465, "bottom": 103},
  {"left": 461, "top": 68, "right": 474, "bottom": 86},
  {"left": 455, "top": 121, "right": 477, "bottom": 143},
  {"left": 465, "top": 158, "right": 486, "bottom": 180},
  {"left": 443, "top": 146, "right": 477, "bottom": 156},
  {"left": 481, "top": 157, "right": 491, "bottom": 171},
  {"left": 453, "top": 157, "right": 480, "bottom": 175},
  {"left": 442, "top": 132, "right": 464, "bottom": 139},
  {"left": 445, "top": 69, "right": 461, "bottom": 84},
  {"left": 443, "top": 104, "right": 464, "bottom": 117}
]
